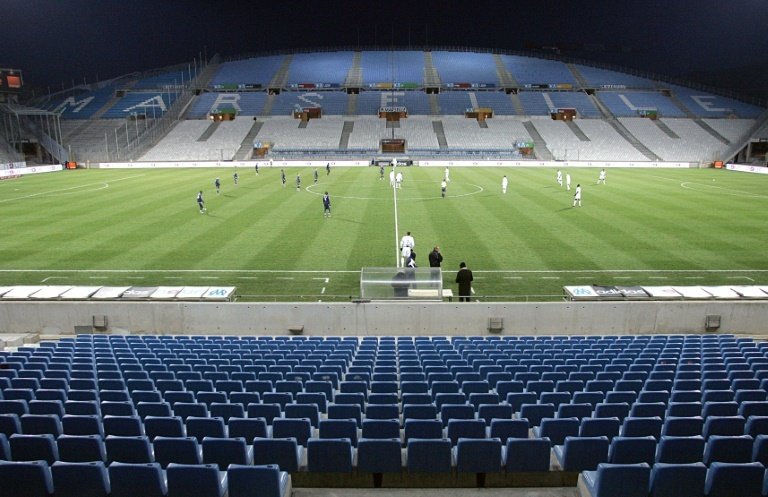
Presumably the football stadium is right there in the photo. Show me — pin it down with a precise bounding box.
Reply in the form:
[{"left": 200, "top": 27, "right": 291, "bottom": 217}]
[{"left": 2, "top": 5, "right": 768, "bottom": 496}]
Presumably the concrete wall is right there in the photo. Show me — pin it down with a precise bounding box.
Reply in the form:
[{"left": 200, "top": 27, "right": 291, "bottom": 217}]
[{"left": 0, "top": 300, "right": 767, "bottom": 337}]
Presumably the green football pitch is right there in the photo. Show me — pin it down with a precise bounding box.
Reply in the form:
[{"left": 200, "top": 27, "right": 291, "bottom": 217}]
[{"left": 0, "top": 165, "right": 766, "bottom": 301}]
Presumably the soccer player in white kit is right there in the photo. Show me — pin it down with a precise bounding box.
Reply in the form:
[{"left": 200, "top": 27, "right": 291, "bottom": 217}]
[
  {"left": 400, "top": 231, "right": 415, "bottom": 267},
  {"left": 389, "top": 170, "right": 396, "bottom": 187},
  {"left": 395, "top": 171, "right": 403, "bottom": 189},
  {"left": 502, "top": 175, "right": 508, "bottom": 194},
  {"left": 557, "top": 169, "right": 563, "bottom": 187},
  {"left": 566, "top": 172, "right": 571, "bottom": 191},
  {"left": 573, "top": 184, "right": 582, "bottom": 207},
  {"left": 597, "top": 168, "right": 606, "bottom": 185},
  {"left": 444, "top": 167, "right": 450, "bottom": 182},
  {"left": 441, "top": 179, "right": 447, "bottom": 198}
]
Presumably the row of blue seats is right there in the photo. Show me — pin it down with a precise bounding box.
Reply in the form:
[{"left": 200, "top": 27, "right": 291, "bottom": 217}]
[
  {"left": 580, "top": 461, "right": 768, "bottom": 497},
  {"left": 0, "top": 459, "right": 289, "bottom": 497}
]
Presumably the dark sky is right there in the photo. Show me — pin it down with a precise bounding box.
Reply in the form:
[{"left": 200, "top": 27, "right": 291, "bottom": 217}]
[{"left": 2, "top": 0, "right": 767, "bottom": 97}]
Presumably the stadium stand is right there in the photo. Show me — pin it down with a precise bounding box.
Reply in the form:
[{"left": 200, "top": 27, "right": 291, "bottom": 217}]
[
  {"left": 500, "top": 55, "right": 577, "bottom": 86},
  {"left": 573, "top": 65, "right": 657, "bottom": 89},
  {"left": 432, "top": 51, "right": 498, "bottom": 86},
  {"left": 211, "top": 55, "right": 286, "bottom": 88},
  {"left": 286, "top": 51, "right": 354, "bottom": 86}
]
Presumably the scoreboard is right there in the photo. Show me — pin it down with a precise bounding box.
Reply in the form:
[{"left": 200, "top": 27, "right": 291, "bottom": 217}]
[{"left": 0, "top": 69, "right": 23, "bottom": 93}]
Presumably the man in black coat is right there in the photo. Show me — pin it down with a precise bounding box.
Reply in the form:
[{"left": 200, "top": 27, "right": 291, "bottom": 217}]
[
  {"left": 455, "top": 262, "right": 473, "bottom": 302},
  {"left": 428, "top": 246, "right": 443, "bottom": 268}
]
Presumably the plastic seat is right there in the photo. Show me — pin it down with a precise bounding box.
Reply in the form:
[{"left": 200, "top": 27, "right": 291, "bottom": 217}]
[
  {"left": 51, "top": 461, "right": 110, "bottom": 497},
  {"left": 579, "top": 462, "right": 650, "bottom": 497},
  {"left": 506, "top": 392, "right": 537, "bottom": 412},
  {"left": 208, "top": 403, "right": 245, "bottom": 424},
  {"left": 0, "top": 413, "right": 21, "bottom": 437},
  {"left": 9, "top": 433, "right": 59, "bottom": 463},
  {"left": 608, "top": 435, "right": 656, "bottom": 465},
  {"left": 439, "top": 403, "right": 475, "bottom": 427},
  {"left": 186, "top": 416, "right": 226, "bottom": 442},
  {"left": 144, "top": 415, "right": 185, "bottom": 439},
  {"left": 704, "top": 461, "right": 765, "bottom": 497},
  {"left": 406, "top": 438, "right": 452, "bottom": 473},
  {"left": 246, "top": 403, "right": 281, "bottom": 425},
  {"left": 0, "top": 400, "right": 29, "bottom": 416},
  {"left": 153, "top": 436, "right": 202, "bottom": 468},
  {"left": 402, "top": 404, "right": 437, "bottom": 421},
  {"left": 533, "top": 417, "right": 579, "bottom": 446},
  {"left": 455, "top": 437, "right": 503, "bottom": 473},
  {"left": 166, "top": 463, "right": 226, "bottom": 497},
  {"left": 172, "top": 401, "right": 209, "bottom": 421},
  {"left": 365, "top": 404, "right": 399, "bottom": 420},
  {"left": 518, "top": 403, "right": 555, "bottom": 427},
  {"left": 621, "top": 416, "right": 662, "bottom": 438},
  {"left": 648, "top": 461, "right": 707, "bottom": 497},
  {"left": 702, "top": 415, "right": 746, "bottom": 439},
  {"left": 105, "top": 435, "right": 154, "bottom": 464},
  {"left": 404, "top": 419, "right": 443, "bottom": 443},
  {"left": 108, "top": 461, "right": 168, "bottom": 497},
  {"left": 703, "top": 434, "right": 753, "bottom": 464},
  {"left": 327, "top": 404, "right": 362, "bottom": 427},
  {"left": 661, "top": 416, "right": 704, "bottom": 437},
  {"left": 100, "top": 401, "right": 136, "bottom": 417},
  {"left": 505, "top": 438, "right": 551, "bottom": 472},
  {"left": 593, "top": 402, "right": 630, "bottom": 422},
  {"left": 202, "top": 436, "right": 254, "bottom": 470},
  {"left": 61, "top": 414, "right": 103, "bottom": 437},
  {"left": 227, "top": 464, "right": 291, "bottom": 497},
  {"left": 307, "top": 438, "right": 353, "bottom": 473},
  {"left": 655, "top": 435, "right": 705, "bottom": 464},
  {"left": 361, "top": 419, "right": 400, "bottom": 439},
  {"left": 228, "top": 417, "right": 269, "bottom": 442},
  {"left": 56, "top": 434, "right": 106, "bottom": 463},
  {"left": 318, "top": 418, "right": 358, "bottom": 447},
  {"left": 131, "top": 390, "right": 163, "bottom": 404},
  {"left": 579, "top": 417, "right": 620, "bottom": 440},
  {"left": 447, "top": 419, "right": 487, "bottom": 445},
  {"left": 553, "top": 436, "right": 610, "bottom": 471},
  {"left": 103, "top": 415, "right": 144, "bottom": 437},
  {"left": 489, "top": 418, "right": 529, "bottom": 444},
  {"left": 20, "top": 414, "right": 62, "bottom": 436},
  {"left": 702, "top": 401, "right": 738, "bottom": 418},
  {"left": 28, "top": 400, "right": 65, "bottom": 417},
  {"left": 272, "top": 417, "right": 313, "bottom": 447},
  {"left": 253, "top": 437, "right": 303, "bottom": 472},
  {"left": 357, "top": 438, "right": 403, "bottom": 475},
  {"left": 284, "top": 403, "right": 320, "bottom": 428},
  {"left": 0, "top": 459, "right": 54, "bottom": 497},
  {"left": 197, "top": 392, "right": 228, "bottom": 408},
  {"left": 738, "top": 401, "right": 768, "bottom": 418}
]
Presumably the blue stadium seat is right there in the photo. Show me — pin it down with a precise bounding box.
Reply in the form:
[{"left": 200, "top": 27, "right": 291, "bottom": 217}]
[
  {"left": 504, "top": 438, "right": 551, "bottom": 472},
  {"left": 100, "top": 401, "right": 135, "bottom": 416},
  {"left": 0, "top": 413, "right": 21, "bottom": 437},
  {"left": 0, "top": 460, "right": 54, "bottom": 497},
  {"left": 246, "top": 403, "right": 281, "bottom": 424},
  {"left": 228, "top": 417, "right": 268, "bottom": 442},
  {"left": 103, "top": 415, "right": 144, "bottom": 437},
  {"left": 186, "top": 416, "right": 226, "bottom": 442},
  {"left": 20, "top": 414, "right": 62, "bottom": 437},
  {"left": 209, "top": 403, "right": 246, "bottom": 423},
  {"left": 608, "top": 435, "right": 657, "bottom": 465},
  {"left": 108, "top": 461, "right": 168, "bottom": 497},
  {"left": 447, "top": 419, "right": 487, "bottom": 445},
  {"left": 534, "top": 417, "right": 580, "bottom": 446},
  {"left": 227, "top": 464, "right": 291, "bottom": 497},
  {"left": 327, "top": 404, "right": 362, "bottom": 427},
  {"left": 357, "top": 438, "right": 402, "bottom": 474},
  {"left": 56, "top": 434, "right": 106, "bottom": 463},
  {"left": 61, "top": 414, "right": 103, "bottom": 437},
  {"left": 655, "top": 435, "right": 705, "bottom": 464},
  {"left": 404, "top": 419, "right": 443, "bottom": 443},
  {"left": 704, "top": 461, "right": 765, "bottom": 497},
  {"left": 318, "top": 418, "right": 358, "bottom": 447},
  {"left": 272, "top": 417, "right": 313, "bottom": 447},
  {"left": 553, "top": 436, "right": 610, "bottom": 472},
  {"left": 105, "top": 435, "right": 154, "bottom": 464},
  {"left": 362, "top": 419, "right": 400, "bottom": 439},
  {"left": 579, "top": 417, "right": 620, "bottom": 440},
  {"left": 649, "top": 462, "right": 707, "bottom": 497},
  {"left": 28, "top": 400, "right": 65, "bottom": 417},
  {"left": 406, "top": 438, "right": 453, "bottom": 473},
  {"left": 253, "top": 437, "right": 303, "bottom": 472},
  {"left": 702, "top": 415, "right": 746, "bottom": 439},
  {"left": 661, "top": 416, "right": 704, "bottom": 437},
  {"left": 579, "top": 462, "right": 650, "bottom": 497},
  {"left": 153, "top": 436, "right": 202, "bottom": 468},
  {"left": 51, "top": 461, "right": 110, "bottom": 497},
  {"left": 202, "top": 436, "right": 254, "bottom": 470},
  {"left": 0, "top": 433, "right": 9, "bottom": 460},
  {"left": 166, "top": 463, "right": 226, "bottom": 497},
  {"left": 307, "top": 438, "right": 353, "bottom": 473},
  {"left": 455, "top": 438, "right": 503, "bottom": 473},
  {"left": 621, "top": 416, "right": 662, "bottom": 438},
  {"left": 9, "top": 433, "right": 59, "bottom": 464},
  {"left": 703, "top": 435, "right": 753, "bottom": 464}
]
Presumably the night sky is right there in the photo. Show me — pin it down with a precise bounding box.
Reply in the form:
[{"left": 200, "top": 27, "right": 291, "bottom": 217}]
[{"left": 2, "top": 0, "right": 767, "bottom": 98}]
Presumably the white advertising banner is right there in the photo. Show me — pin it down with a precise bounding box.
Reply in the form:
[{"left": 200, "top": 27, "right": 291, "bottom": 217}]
[
  {"left": 0, "top": 164, "right": 63, "bottom": 179},
  {"left": 98, "top": 160, "right": 693, "bottom": 169},
  {"left": 726, "top": 164, "right": 768, "bottom": 175}
]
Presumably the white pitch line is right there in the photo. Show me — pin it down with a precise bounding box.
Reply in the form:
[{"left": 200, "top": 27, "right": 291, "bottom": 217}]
[
  {"left": 276, "top": 277, "right": 295, "bottom": 280},
  {"left": 684, "top": 276, "right": 705, "bottom": 280},
  {"left": 648, "top": 276, "right": 669, "bottom": 279},
  {"left": 41, "top": 276, "right": 66, "bottom": 283},
  {"left": 393, "top": 176, "right": 401, "bottom": 268},
  {"left": 238, "top": 276, "right": 259, "bottom": 280},
  {"left": 729, "top": 276, "right": 756, "bottom": 281},
  {"left": 199, "top": 276, "right": 220, "bottom": 280},
  {"left": 612, "top": 276, "right": 632, "bottom": 279},
  {"left": 321, "top": 287, "right": 326, "bottom": 294},
  {"left": 0, "top": 174, "right": 145, "bottom": 204},
  {"left": 541, "top": 276, "right": 561, "bottom": 280},
  {"left": 504, "top": 276, "right": 523, "bottom": 280}
]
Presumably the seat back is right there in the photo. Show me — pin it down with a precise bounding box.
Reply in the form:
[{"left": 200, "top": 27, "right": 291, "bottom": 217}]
[
  {"left": 655, "top": 435, "right": 705, "bottom": 464},
  {"left": 555, "top": 436, "right": 610, "bottom": 472},
  {"left": 51, "top": 461, "right": 110, "bottom": 497},
  {"left": 153, "top": 436, "right": 202, "bottom": 468},
  {"left": 253, "top": 437, "right": 302, "bottom": 472},
  {"left": 227, "top": 464, "right": 289, "bottom": 497},
  {"left": 105, "top": 435, "right": 154, "bottom": 464},
  {"left": 703, "top": 435, "right": 754, "bottom": 464},
  {"left": 185, "top": 416, "right": 226, "bottom": 442},
  {"left": 356, "top": 438, "right": 402, "bottom": 473},
  {"left": 455, "top": 438, "right": 503, "bottom": 473},
  {"left": 704, "top": 461, "right": 765, "bottom": 497},
  {"left": 0, "top": 460, "right": 54, "bottom": 497},
  {"left": 505, "top": 438, "right": 551, "bottom": 472},
  {"left": 166, "top": 463, "right": 225, "bottom": 497},
  {"left": 307, "top": 438, "right": 353, "bottom": 473},
  {"left": 202, "top": 436, "right": 252, "bottom": 470},
  {"left": 9, "top": 433, "right": 58, "bottom": 464},
  {"left": 108, "top": 461, "right": 168, "bottom": 497},
  {"left": 56, "top": 434, "right": 106, "bottom": 463},
  {"left": 608, "top": 436, "right": 657, "bottom": 465},
  {"left": 582, "top": 462, "right": 650, "bottom": 497}
]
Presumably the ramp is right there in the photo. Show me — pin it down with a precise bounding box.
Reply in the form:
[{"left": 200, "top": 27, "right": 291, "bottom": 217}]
[{"left": 522, "top": 121, "right": 553, "bottom": 160}]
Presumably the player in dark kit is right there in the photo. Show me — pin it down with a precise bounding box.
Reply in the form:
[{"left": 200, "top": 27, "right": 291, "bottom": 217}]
[
  {"left": 214, "top": 177, "right": 221, "bottom": 195},
  {"left": 296, "top": 174, "right": 301, "bottom": 191},
  {"left": 196, "top": 191, "right": 206, "bottom": 213},
  {"left": 314, "top": 168, "right": 319, "bottom": 184},
  {"left": 323, "top": 192, "right": 331, "bottom": 218},
  {"left": 233, "top": 171, "right": 239, "bottom": 185},
  {"left": 326, "top": 163, "right": 330, "bottom": 175},
  {"left": 281, "top": 169, "right": 286, "bottom": 187}
]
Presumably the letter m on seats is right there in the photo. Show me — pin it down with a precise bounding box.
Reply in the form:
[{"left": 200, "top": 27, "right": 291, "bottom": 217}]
[{"left": 53, "top": 96, "right": 95, "bottom": 114}]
